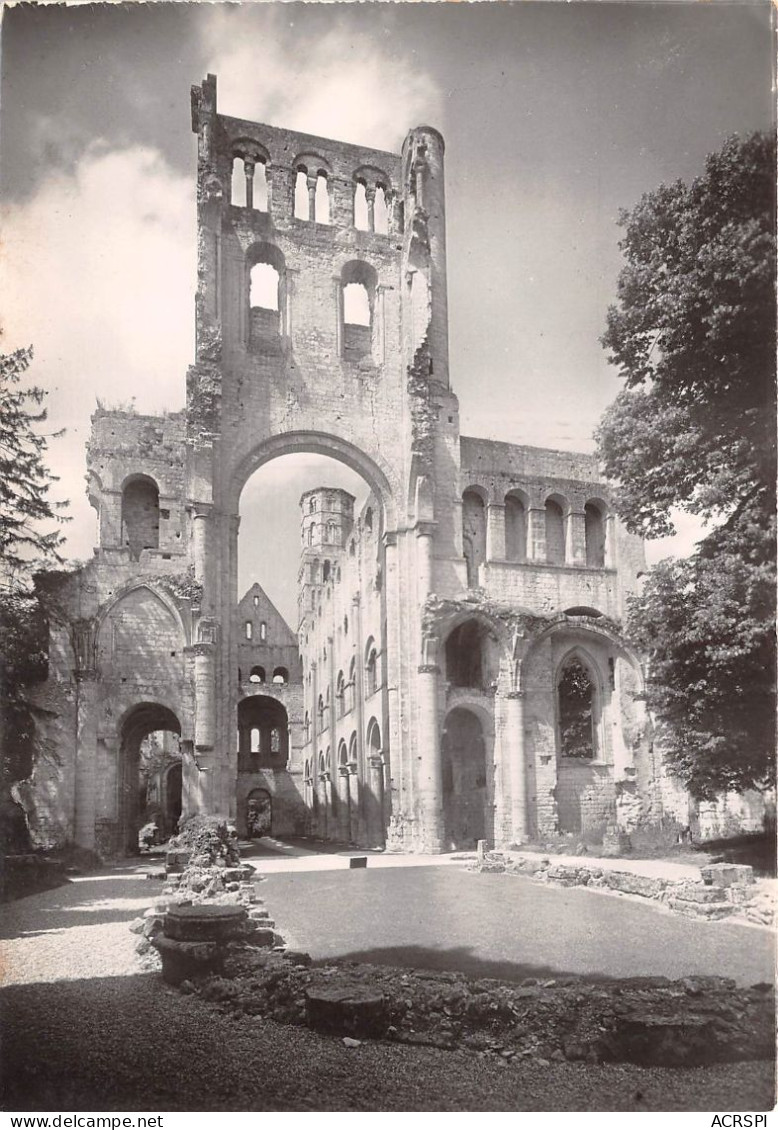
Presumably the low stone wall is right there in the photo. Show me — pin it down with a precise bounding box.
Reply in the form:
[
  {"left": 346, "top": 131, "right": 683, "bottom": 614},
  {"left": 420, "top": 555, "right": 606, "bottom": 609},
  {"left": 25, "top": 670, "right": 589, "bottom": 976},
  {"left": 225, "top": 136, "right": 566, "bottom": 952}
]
[
  {"left": 473, "top": 853, "right": 774, "bottom": 926},
  {"left": 189, "top": 952, "right": 774, "bottom": 1067}
]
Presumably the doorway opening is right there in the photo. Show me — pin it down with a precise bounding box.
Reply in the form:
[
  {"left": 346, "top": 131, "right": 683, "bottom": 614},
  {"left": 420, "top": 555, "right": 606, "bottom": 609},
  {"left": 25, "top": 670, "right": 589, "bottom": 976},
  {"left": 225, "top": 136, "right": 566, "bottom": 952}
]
[{"left": 119, "top": 703, "right": 181, "bottom": 854}]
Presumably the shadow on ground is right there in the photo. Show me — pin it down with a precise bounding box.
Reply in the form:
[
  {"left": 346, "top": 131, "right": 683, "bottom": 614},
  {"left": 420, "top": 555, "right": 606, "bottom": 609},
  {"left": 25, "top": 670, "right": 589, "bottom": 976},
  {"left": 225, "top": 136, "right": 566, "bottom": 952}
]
[
  {"left": 328, "top": 944, "right": 620, "bottom": 984},
  {"left": 2, "top": 976, "right": 775, "bottom": 1113}
]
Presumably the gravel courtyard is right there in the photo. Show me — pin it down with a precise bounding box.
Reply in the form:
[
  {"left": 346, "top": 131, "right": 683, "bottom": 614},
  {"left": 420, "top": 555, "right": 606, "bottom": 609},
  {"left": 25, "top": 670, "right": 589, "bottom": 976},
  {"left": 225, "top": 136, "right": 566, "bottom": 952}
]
[{"left": 1, "top": 857, "right": 774, "bottom": 1112}]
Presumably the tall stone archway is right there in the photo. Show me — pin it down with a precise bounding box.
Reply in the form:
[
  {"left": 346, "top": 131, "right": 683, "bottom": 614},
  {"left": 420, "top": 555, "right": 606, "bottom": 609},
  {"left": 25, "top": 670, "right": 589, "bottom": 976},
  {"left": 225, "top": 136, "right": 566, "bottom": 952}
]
[{"left": 118, "top": 703, "right": 181, "bottom": 856}]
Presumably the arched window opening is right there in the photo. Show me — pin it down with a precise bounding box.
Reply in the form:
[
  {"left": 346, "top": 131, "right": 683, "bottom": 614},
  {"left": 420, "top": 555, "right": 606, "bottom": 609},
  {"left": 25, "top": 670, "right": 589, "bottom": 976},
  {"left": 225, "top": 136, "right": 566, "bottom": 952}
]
[
  {"left": 253, "top": 594, "right": 259, "bottom": 607},
  {"left": 349, "top": 731, "right": 358, "bottom": 767},
  {"left": 272, "top": 667, "right": 289, "bottom": 685},
  {"left": 248, "top": 243, "right": 285, "bottom": 347},
  {"left": 366, "top": 646, "right": 378, "bottom": 696},
  {"left": 315, "top": 172, "right": 330, "bottom": 224},
  {"left": 121, "top": 476, "right": 160, "bottom": 560},
  {"left": 585, "top": 503, "right": 606, "bottom": 568},
  {"left": 354, "top": 180, "right": 369, "bottom": 229},
  {"left": 336, "top": 671, "right": 345, "bottom": 717},
  {"left": 231, "top": 156, "right": 247, "bottom": 207},
  {"left": 545, "top": 498, "right": 566, "bottom": 564},
  {"left": 344, "top": 283, "right": 370, "bottom": 325},
  {"left": 445, "top": 620, "right": 486, "bottom": 689},
  {"left": 343, "top": 615, "right": 349, "bottom": 635},
  {"left": 326, "top": 520, "right": 339, "bottom": 544},
  {"left": 259, "top": 621, "right": 267, "bottom": 642},
  {"left": 349, "top": 539, "right": 355, "bottom": 557},
  {"left": 558, "top": 659, "right": 596, "bottom": 759},
  {"left": 304, "top": 712, "right": 311, "bottom": 742},
  {"left": 374, "top": 185, "right": 389, "bottom": 234},
  {"left": 239, "top": 695, "right": 290, "bottom": 770},
  {"left": 294, "top": 168, "right": 309, "bottom": 219},
  {"left": 245, "top": 621, "right": 253, "bottom": 640},
  {"left": 249, "top": 262, "right": 279, "bottom": 311},
  {"left": 462, "top": 490, "right": 486, "bottom": 587},
  {"left": 309, "top": 498, "right": 317, "bottom": 513},
  {"left": 364, "top": 507, "right": 373, "bottom": 532},
  {"left": 323, "top": 560, "right": 331, "bottom": 582},
  {"left": 310, "top": 559, "right": 320, "bottom": 583},
  {"left": 249, "top": 666, "right": 266, "bottom": 684},
  {"left": 307, "top": 526, "right": 314, "bottom": 547},
  {"left": 347, "top": 657, "right": 356, "bottom": 712},
  {"left": 318, "top": 694, "right": 326, "bottom": 727},
  {"left": 505, "top": 493, "right": 527, "bottom": 562},
  {"left": 341, "top": 261, "right": 377, "bottom": 362}
]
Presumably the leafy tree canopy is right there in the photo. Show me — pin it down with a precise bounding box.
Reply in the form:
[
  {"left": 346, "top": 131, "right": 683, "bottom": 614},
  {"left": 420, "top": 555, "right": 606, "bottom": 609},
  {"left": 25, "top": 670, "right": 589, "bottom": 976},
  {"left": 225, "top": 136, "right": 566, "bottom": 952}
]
[
  {"left": 597, "top": 132, "right": 775, "bottom": 541},
  {"left": 0, "top": 347, "right": 69, "bottom": 816},
  {"left": 596, "top": 133, "right": 776, "bottom": 799},
  {"left": 1, "top": 346, "right": 69, "bottom": 589}
]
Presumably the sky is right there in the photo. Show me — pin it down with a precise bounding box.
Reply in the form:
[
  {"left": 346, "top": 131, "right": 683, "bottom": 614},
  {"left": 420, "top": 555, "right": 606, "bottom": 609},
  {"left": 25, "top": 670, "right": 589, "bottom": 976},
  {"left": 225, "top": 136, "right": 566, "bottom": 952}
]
[{"left": 1, "top": 1, "right": 774, "bottom": 624}]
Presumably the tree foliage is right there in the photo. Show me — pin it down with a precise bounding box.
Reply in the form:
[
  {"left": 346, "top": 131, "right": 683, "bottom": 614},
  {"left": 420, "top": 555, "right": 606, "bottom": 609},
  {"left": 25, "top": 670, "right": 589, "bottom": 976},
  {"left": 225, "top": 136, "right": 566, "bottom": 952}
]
[
  {"left": 596, "top": 133, "right": 776, "bottom": 799},
  {"left": 1, "top": 346, "right": 68, "bottom": 588},
  {"left": 0, "top": 347, "right": 69, "bottom": 827}
]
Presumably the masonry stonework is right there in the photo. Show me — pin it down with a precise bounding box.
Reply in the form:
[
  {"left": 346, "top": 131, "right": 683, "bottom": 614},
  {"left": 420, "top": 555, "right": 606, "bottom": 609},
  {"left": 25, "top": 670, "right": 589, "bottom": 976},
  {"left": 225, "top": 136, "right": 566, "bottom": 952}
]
[{"left": 19, "top": 74, "right": 765, "bottom": 857}]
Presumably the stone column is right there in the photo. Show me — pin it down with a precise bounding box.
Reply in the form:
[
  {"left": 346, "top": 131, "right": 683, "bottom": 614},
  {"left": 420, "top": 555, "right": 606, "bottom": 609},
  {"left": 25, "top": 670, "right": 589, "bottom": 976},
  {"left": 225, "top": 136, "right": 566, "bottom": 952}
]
[
  {"left": 415, "top": 522, "right": 443, "bottom": 851},
  {"left": 568, "top": 509, "right": 587, "bottom": 566},
  {"left": 527, "top": 508, "right": 546, "bottom": 562},
  {"left": 382, "top": 533, "right": 403, "bottom": 847},
  {"left": 505, "top": 691, "right": 528, "bottom": 843},
  {"left": 193, "top": 642, "right": 215, "bottom": 751},
  {"left": 74, "top": 672, "right": 98, "bottom": 851},
  {"left": 307, "top": 172, "right": 318, "bottom": 222},
  {"left": 368, "top": 754, "right": 386, "bottom": 848},
  {"left": 191, "top": 503, "right": 213, "bottom": 588},
  {"left": 416, "top": 663, "right": 443, "bottom": 852},
  {"left": 244, "top": 159, "right": 255, "bottom": 210},
  {"left": 486, "top": 502, "right": 506, "bottom": 561},
  {"left": 365, "top": 184, "right": 376, "bottom": 232},
  {"left": 338, "top": 765, "right": 352, "bottom": 842}
]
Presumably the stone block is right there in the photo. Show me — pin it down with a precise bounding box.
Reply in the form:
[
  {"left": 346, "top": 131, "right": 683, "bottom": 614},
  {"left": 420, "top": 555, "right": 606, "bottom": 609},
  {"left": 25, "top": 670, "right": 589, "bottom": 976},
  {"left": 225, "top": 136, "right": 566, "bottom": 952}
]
[
  {"left": 152, "top": 935, "right": 221, "bottom": 986},
  {"left": 165, "top": 850, "right": 191, "bottom": 876},
  {"left": 673, "top": 883, "right": 728, "bottom": 904},
  {"left": 306, "top": 984, "right": 387, "bottom": 1037},
  {"left": 700, "top": 863, "right": 754, "bottom": 888},
  {"left": 667, "top": 897, "right": 734, "bottom": 919},
  {"left": 163, "top": 903, "right": 248, "bottom": 942},
  {"left": 602, "top": 872, "right": 666, "bottom": 899}
]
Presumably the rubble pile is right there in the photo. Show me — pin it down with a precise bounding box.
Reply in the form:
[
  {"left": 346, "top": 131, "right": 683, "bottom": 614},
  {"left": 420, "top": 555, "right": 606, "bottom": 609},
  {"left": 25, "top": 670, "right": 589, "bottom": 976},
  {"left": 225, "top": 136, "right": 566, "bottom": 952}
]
[
  {"left": 129, "top": 817, "right": 282, "bottom": 971},
  {"left": 187, "top": 951, "right": 774, "bottom": 1067}
]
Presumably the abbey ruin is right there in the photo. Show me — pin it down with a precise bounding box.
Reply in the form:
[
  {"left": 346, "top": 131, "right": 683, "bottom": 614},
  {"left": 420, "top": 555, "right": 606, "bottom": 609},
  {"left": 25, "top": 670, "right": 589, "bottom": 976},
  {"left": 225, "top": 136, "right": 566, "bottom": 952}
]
[{"left": 20, "top": 74, "right": 753, "bottom": 857}]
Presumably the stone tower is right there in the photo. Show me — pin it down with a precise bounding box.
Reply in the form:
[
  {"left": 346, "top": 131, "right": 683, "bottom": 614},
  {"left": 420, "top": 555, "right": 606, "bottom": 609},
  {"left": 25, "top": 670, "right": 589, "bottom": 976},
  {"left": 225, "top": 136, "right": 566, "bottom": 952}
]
[{"left": 297, "top": 488, "right": 354, "bottom": 627}]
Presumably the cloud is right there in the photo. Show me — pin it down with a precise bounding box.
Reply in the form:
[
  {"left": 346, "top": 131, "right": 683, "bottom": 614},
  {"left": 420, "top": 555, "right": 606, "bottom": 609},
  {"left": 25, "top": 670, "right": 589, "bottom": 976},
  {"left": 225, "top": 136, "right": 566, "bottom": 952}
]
[
  {"left": 2, "top": 144, "right": 195, "bottom": 560},
  {"left": 200, "top": 8, "right": 442, "bottom": 151}
]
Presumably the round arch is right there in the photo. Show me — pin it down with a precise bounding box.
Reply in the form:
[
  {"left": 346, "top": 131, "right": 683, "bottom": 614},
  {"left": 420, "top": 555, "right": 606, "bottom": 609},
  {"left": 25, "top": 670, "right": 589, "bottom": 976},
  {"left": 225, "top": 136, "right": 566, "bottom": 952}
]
[
  {"left": 118, "top": 701, "right": 182, "bottom": 857},
  {"left": 230, "top": 431, "right": 398, "bottom": 530}
]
